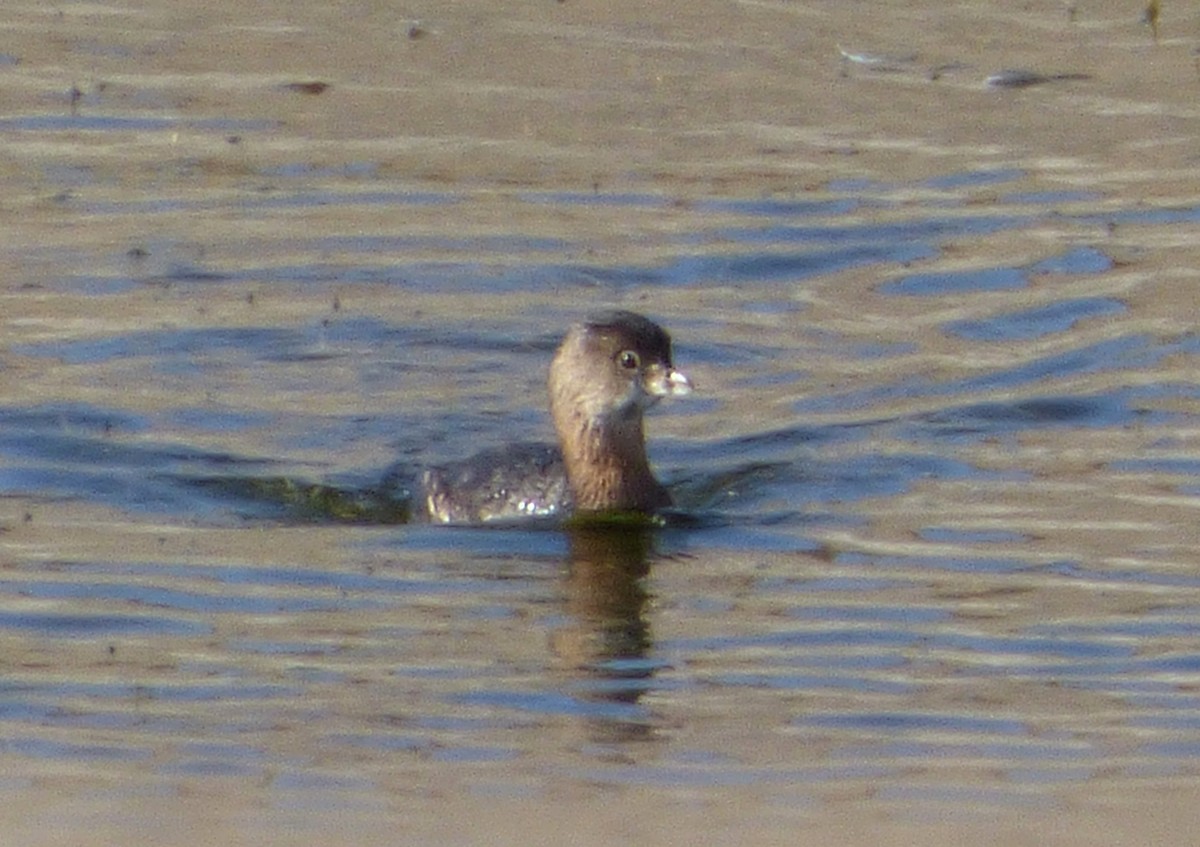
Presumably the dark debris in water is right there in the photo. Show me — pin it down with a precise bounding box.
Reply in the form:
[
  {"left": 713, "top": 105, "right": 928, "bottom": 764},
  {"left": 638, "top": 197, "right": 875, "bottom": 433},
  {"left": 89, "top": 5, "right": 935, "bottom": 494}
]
[
  {"left": 985, "top": 70, "right": 1091, "bottom": 89},
  {"left": 835, "top": 44, "right": 1090, "bottom": 90},
  {"left": 280, "top": 81, "right": 330, "bottom": 96}
]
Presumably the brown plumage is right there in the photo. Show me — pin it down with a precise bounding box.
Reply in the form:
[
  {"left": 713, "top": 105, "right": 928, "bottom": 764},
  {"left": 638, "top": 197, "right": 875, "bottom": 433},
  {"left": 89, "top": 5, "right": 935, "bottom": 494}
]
[{"left": 420, "top": 310, "right": 691, "bottom": 523}]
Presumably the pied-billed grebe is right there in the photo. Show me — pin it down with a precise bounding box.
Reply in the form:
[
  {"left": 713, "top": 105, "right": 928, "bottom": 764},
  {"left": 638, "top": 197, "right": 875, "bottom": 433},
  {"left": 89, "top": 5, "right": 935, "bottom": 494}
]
[{"left": 419, "top": 310, "right": 692, "bottom": 523}]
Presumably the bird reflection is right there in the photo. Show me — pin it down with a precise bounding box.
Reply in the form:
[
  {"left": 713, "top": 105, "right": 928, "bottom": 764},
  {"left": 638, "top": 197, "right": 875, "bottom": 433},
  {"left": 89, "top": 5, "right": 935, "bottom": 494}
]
[{"left": 550, "top": 524, "right": 662, "bottom": 744}]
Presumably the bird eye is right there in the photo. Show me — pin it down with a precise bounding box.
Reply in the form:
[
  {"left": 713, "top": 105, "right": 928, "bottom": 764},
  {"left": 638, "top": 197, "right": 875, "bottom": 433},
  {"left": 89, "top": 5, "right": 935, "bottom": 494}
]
[{"left": 618, "top": 350, "right": 640, "bottom": 370}]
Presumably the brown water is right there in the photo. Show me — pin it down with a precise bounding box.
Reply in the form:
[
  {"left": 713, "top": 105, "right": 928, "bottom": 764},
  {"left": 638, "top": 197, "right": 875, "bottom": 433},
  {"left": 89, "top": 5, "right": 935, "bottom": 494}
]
[{"left": 3, "top": 1, "right": 1200, "bottom": 845}]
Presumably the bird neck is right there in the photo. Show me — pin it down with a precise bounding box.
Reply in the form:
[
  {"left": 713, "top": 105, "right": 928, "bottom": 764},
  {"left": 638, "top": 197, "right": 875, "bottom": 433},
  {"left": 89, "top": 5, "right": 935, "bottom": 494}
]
[{"left": 554, "top": 407, "right": 668, "bottom": 513}]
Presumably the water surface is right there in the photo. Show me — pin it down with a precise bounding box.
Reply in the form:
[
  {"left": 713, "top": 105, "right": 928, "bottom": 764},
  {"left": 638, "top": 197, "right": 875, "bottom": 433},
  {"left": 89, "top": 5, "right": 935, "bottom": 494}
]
[{"left": 3, "top": 2, "right": 1200, "bottom": 845}]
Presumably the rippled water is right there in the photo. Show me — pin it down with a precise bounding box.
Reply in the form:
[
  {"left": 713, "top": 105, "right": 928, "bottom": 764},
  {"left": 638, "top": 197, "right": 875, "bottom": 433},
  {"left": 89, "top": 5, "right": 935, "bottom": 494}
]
[{"left": 4, "top": 151, "right": 1200, "bottom": 842}]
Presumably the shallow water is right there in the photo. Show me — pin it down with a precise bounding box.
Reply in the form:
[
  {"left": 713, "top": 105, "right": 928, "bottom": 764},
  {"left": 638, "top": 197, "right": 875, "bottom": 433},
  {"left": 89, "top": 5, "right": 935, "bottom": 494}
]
[
  {"left": 7, "top": 166, "right": 1200, "bottom": 844},
  {"left": 4, "top": 1, "right": 1200, "bottom": 845}
]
